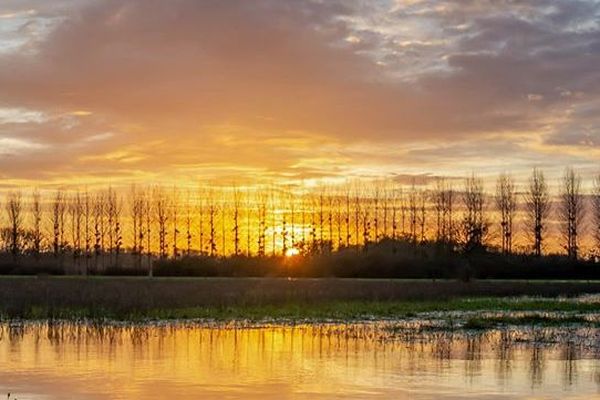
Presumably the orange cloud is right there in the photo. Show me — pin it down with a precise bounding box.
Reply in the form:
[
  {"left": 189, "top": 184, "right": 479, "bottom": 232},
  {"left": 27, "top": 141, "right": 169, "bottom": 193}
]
[{"left": 0, "top": 0, "right": 598, "bottom": 187}]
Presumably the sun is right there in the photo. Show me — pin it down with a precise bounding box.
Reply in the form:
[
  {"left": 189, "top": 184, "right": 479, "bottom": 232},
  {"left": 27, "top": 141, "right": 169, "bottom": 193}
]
[{"left": 285, "top": 247, "right": 300, "bottom": 257}]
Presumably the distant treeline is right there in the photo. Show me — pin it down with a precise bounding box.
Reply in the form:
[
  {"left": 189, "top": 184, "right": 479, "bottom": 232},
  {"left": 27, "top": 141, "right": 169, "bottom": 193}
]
[{"left": 0, "top": 167, "right": 599, "bottom": 278}]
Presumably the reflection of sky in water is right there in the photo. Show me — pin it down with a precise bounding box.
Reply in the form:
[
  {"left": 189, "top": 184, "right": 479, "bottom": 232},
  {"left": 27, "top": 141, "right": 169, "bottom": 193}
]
[{"left": 0, "top": 323, "right": 598, "bottom": 399}]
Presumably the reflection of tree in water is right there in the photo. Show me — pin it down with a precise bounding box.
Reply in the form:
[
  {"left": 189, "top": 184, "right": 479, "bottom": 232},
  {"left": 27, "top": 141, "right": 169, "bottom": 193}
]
[
  {"left": 464, "top": 335, "right": 483, "bottom": 383},
  {"left": 561, "top": 341, "right": 579, "bottom": 387},
  {"left": 432, "top": 332, "right": 453, "bottom": 361},
  {"left": 494, "top": 330, "right": 514, "bottom": 384},
  {"left": 594, "top": 346, "right": 600, "bottom": 389},
  {"left": 529, "top": 344, "right": 544, "bottom": 388},
  {"left": 1, "top": 323, "right": 26, "bottom": 357}
]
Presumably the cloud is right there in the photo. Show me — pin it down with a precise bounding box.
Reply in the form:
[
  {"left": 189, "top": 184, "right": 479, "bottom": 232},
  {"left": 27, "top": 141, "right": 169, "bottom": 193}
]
[
  {"left": 0, "top": 0, "right": 598, "bottom": 185},
  {"left": 0, "top": 107, "right": 46, "bottom": 123},
  {"left": 0, "top": 137, "right": 45, "bottom": 155}
]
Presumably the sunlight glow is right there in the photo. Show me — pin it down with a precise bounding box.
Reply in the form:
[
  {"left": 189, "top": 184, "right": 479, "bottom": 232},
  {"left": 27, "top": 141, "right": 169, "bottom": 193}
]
[{"left": 285, "top": 248, "right": 300, "bottom": 257}]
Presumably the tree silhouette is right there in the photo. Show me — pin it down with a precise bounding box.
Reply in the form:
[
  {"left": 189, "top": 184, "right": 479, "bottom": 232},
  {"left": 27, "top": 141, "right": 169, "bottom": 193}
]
[
  {"left": 559, "top": 168, "right": 584, "bottom": 260},
  {"left": 461, "top": 174, "right": 487, "bottom": 252},
  {"left": 525, "top": 168, "right": 551, "bottom": 257},
  {"left": 6, "top": 191, "right": 23, "bottom": 260},
  {"left": 495, "top": 173, "right": 517, "bottom": 254}
]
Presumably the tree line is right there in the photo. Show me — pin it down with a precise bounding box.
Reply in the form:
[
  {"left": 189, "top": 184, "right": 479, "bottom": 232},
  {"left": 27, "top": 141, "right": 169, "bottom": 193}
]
[{"left": 1, "top": 167, "right": 600, "bottom": 274}]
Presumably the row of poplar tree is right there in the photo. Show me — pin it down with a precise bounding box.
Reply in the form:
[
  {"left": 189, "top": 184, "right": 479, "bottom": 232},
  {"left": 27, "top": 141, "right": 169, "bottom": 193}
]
[{"left": 1, "top": 167, "right": 599, "bottom": 265}]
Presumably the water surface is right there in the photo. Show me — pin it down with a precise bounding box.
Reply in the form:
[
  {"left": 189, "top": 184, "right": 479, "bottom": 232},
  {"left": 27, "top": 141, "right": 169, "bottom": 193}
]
[{"left": 0, "top": 322, "right": 599, "bottom": 399}]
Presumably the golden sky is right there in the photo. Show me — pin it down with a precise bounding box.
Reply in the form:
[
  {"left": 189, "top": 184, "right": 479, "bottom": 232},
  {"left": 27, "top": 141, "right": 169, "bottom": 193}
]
[{"left": 0, "top": 0, "right": 599, "bottom": 188}]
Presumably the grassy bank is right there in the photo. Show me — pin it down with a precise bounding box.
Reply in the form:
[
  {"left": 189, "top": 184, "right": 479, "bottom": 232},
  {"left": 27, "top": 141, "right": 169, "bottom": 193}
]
[
  {"left": 0, "top": 276, "right": 598, "bottom": 322},
  {"left": 11, "top": 297, "right": 597, "bottom": 321},
  {"left": 1, "top": 276, "right": 600, "bottom": 313}
]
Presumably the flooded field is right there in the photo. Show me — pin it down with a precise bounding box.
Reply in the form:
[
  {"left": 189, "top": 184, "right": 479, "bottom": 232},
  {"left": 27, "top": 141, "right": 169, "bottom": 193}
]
[{"left": 0, "top": 321, "right": 599, "bottom": 399}]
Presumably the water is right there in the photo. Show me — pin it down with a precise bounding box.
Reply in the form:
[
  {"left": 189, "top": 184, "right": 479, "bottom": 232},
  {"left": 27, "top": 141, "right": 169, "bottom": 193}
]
[{"left": 0, "top": 322, "right": 599, "bottom": 399}]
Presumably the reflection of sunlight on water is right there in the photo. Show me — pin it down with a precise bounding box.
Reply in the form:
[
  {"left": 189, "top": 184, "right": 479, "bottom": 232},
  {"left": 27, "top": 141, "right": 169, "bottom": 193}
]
[{"left": 0, "top": 322, "right": 598, "bottom": 399}]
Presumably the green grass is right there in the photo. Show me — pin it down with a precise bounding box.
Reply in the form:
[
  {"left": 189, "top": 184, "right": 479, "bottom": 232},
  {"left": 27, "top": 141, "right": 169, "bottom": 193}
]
[
  {"left": 463, "top": 314, "right": 596, "bottom": 329},
  {"left": 3, "top": 297, "right": 599, "bottom": 322}
]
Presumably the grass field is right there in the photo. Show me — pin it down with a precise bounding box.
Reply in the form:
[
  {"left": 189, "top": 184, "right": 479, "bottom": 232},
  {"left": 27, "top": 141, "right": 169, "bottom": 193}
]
[
  {"left": 16, "top": 297, "right": 597, "bottom": 322},
  {"left": 1, "top": 276, "right": 600, "bottom": 320}
]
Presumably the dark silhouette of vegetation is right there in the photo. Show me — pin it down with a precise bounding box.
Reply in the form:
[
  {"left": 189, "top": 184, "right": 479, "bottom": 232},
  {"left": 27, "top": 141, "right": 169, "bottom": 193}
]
[
  {"left": 0, "top": 167, "right": 599, "bottom": 278},
  {"left": 5, "top": 191, "right": 23, "bottom": 261},
  {"left": 461, "top": 174, "right": 488, "bottom": 253},
  {"left": 1, "top": 275, "right": 600, "bottom": 320},
  {"left": 525, "top": 168, "right": 551, "bottom": 257},
  {"left": 559, "top": 168, "right": 584, "bottom": 260},
  {"left": 495, "top": 173, "right": 516, "bottom": 254},
  {"left": 594, "top": 174, "right": 600, "bottom": 255}
]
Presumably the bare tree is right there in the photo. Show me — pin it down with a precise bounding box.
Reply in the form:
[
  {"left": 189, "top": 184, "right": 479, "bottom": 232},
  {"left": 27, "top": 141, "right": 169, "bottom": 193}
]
[
  {"left": 445, "top": 183, "right": 455, "bottom": 244},
  {"left": 400, "top": 188, "right": 407, "bottom": 238},
  {"left": 144, "top": 192, "right": 153, "bottom": 274},
  {"left": 233, "top": 187, "right": 241, "bottom": 256},
  {"left": 269, "top": 187, "right": 277, "bottom": 256},
  {"left": 6, "top": 191, "right": 23, "bottom": 260},
  {"left": 353, "top": 186, "right": 361, "bottom": 252},
  {"left": 172, "top": 187, "right": 179, "bottom": 259},
  {"left": 559, "top": 168, "right": 584, "bottom": 259},
  {"left": 408, "top": 184, "right": 418, "bottom": 244},
  {"left": 69, "top": 192, "right": 83, "bottom": 267},
  {"left": 246, "top": 188, "right": 252, "bottom": 256},
  {"left": 461, "top": 174, "right": 488, "bottom": 252},
  {"left": 361, "top": 196, "right": 371, "bottom": 252},
  {"left": 131, "top": 186, "right": 146, "bottom": 268},
  {"left": 300, "top": 188, "right": 307, "bottom": 248},
  {"left": 105, "top": 188, "right": 115, "bottom": 257},
  {"left": 185, "top": 190, "right": 192, "bottom": 256},
  {"left": 105, "top": 188, "right": 122, "bottom": 266},
  {"left": 31, "top": 190, "right": 43, "bottom": 260},
  {"left": 418, "top": 190, "right": 427, "bottom": 243},
  {"left": 257, "top": 191, "right": 266, "bottom": 257},
  {"left": 318, "top": 189, "right": 325, "bottom": 246},
  {"left": 290, "top": 189, "right": 296, "bottom": 252},
  {"left": 432, "top": 178, "right": 455, "bottom": 244},
  {"left": 155, "top": 188, "right": 169, "bottom": 259},
  {"left": 130, "top": 186, "right": 140, "bottom": 256},
  {"left": 433, "top": 179, "right": 444, "bottom": 242},
  {"left": 335, "top": 195, "right": 343, "bottom": 250},
  {"left": 593, "top": 174, "right": 600, "bottom": 254},
  {"left": 207, "top": 190, "right": 219, "bottom": 257},
  {"left": 382, "top": 182, "right": 389, "bottom": 240},
  {"left": 113, "top": 192, "right": 123, "bottom": 266},
  {"left": 198, "top": 187, "right": 205, "bottom": 255},
  {"left": 221, "top": 192, "right": 227, "bottom": 256},
  {"left": 433, "top": 179, "right": 443, "bottom": 242},
  {"left": 495, "top": 173, "right": 517, "bottom": 254},
  {"left": 327, "top": 190, "right": 333, "bottom": 251},
  {"left": 83, "top": 190, "right": 91, "bottom": 273},
  {"left": 52, "top": 190, "right": 67, "bottom": 260},
  {"left": 525, "top": 168, "right": 551, "bottom": 257},
  {"left": 282, "top": 191, "right": 289, "bottom": 256},
  {"left": 345, "top": 187, "right": 351, "bottom": 248},
  {"left": 93, "top": 192, "right": 105, "bottom": 270},
  {"left": 373, "top": 185, "right": 380, "bottom": 243}
]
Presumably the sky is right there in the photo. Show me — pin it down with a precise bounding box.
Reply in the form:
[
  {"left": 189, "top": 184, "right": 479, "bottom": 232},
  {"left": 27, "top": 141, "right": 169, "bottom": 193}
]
[{"left": 0, "top": 0, "right": 599, "bottom": 189}]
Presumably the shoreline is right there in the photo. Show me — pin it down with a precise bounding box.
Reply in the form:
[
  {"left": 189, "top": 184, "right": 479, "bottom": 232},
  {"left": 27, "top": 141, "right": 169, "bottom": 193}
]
[
  {"left": 1, "top": 276, "right": 600, "bottom": 323},
  {"left": 1, "top": 296, "right": 599, "bottom": 323}
]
